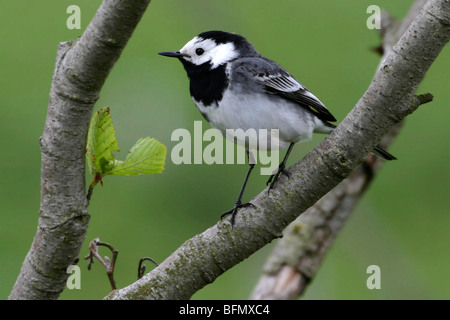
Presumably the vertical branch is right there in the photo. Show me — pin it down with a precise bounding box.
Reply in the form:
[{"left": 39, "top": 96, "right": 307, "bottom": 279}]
[{"left": 9, "top": 0, "right": 151, "bottom": 300}]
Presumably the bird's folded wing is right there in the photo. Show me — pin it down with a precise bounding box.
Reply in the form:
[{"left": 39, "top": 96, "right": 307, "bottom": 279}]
[{"left": 234, "top": 57, "right": 337, "bottom": 122}]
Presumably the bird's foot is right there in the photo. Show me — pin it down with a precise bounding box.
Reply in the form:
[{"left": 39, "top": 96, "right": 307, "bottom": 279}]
[
  {"left": 221, "top": 201, "right": 255, "bottom": 227},
  {"left": 266, "top": 164, "right": 290, "bottom": 191}
]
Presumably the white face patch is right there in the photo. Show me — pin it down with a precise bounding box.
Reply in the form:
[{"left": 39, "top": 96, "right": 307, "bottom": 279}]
[{"left": 179, "top": 36, "right": 239, "bottom": 69}]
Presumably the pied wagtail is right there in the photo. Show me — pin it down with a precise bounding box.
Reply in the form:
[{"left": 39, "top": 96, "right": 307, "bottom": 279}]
[{"left": 159, "top": 30, "right": 396, "bottom": 226}]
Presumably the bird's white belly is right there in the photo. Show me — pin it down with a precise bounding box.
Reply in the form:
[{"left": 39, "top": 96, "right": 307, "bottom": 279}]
[{"left": 194, "top": 90, "right": 318, "bottom": 150}]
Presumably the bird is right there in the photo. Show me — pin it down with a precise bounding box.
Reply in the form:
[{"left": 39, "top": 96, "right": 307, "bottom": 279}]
[{"left": 159, "top": 30, "right": 396, "bottom": 226}]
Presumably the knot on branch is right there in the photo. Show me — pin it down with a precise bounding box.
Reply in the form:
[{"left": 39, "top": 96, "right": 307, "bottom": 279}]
[
  {"left": 416, "top": 93, "right": 434, "bottom": 106},
  {"left": 319, "top": 143, "right": 355, "bottom": 179}
]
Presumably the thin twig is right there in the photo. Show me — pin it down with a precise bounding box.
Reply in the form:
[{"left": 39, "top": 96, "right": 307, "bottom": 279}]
[
  {"left": 137, "top": 257, "right": 159, "bottom": 280},
  {"left": 85, "top": 238, "right": 119, "bottom": 291},
  {"left": 86, "top": 174, "right": 102, "bottom": 204}
]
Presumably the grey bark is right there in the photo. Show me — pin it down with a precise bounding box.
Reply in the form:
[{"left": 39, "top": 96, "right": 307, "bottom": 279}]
[
  {"left": 106, "top": 0, "right": 450, "bottom": 300},
  {"left": 249, "top": 0, "right": 432, "bottom": 300},
  {"left": 9, "top": 0, "right": 151, "bottom": 300},
  {"left": 248, "top": 126, "right": 411, "bottom": 300}
]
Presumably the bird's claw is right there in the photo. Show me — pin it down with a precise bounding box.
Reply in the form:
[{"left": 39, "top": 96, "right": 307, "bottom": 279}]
[
  {"left": 221, "top": 201, "right": 255, "bottom": 226},
  {"left": 266, "top": 165, "right": 290, "bottom": 191}
]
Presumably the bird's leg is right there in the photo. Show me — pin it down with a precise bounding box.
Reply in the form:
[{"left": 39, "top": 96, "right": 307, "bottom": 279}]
[
  {"left": 221, "top": 151, "right": 256, "bottom": 226},
  {"left": 267, "top": 143, "right": 295, "bottom": 190}
]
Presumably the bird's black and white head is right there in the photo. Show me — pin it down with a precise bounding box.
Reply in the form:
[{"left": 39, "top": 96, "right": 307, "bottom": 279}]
[{"left": 159, "top": 31, "right": 258, "bottom": 70}]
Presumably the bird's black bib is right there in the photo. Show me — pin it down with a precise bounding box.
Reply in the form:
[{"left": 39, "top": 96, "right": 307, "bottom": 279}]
[{"left": 181, "top": 61, "right": 229, "bottom": 106}]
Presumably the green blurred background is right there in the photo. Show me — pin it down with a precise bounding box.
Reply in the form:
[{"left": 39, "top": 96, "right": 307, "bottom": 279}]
[{"left": 1, "top": 0, "right": 448, "bottom": 300}]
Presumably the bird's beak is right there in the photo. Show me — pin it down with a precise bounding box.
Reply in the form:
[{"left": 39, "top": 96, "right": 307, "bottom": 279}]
[{"left": 158, "top": 51, "right": 187, "bottom": 58}]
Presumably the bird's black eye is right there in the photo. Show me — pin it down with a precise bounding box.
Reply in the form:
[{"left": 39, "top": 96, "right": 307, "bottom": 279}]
[{"left": 195, "top": 48, "right": 205, "bottom": 56}]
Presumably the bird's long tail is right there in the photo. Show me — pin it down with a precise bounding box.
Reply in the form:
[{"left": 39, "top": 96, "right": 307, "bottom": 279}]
[{"left": 372, "top": 145, "right": 397, "bottom": 160}]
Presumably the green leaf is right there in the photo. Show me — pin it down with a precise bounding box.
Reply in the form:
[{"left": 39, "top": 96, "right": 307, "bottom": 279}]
[
  {"left": 86, "top": 107, "right": 119, "bottom": 175},
  {"left": 86, "top": 106, "right": 167, "bottom": 185},
  {"left": 107, "top": 137, "right": 166, "bottom": 176}
]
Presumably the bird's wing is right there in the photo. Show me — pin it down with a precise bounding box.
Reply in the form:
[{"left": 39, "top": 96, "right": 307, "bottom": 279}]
[{"left": 233, "top": 57, "right": 337, "bottom": 122}]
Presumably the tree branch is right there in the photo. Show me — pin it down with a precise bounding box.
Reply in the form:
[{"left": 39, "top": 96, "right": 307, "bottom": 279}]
[
  {"left": 106, "top": 0, "right": 449, "bottom": 300},
  {"left": 249, "top": 97, "right": 432, "bottom": 300},
  {"left": 249, "top": 0, "right": 433, "bottom": 300},
  {"left": 8, "top": 0, "right": 151, "bottom": 300}
]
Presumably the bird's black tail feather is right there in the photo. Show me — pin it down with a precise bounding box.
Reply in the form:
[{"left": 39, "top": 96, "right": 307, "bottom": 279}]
[
  {"left": 325, "top": 123, "right": 396, "bottom": 160},
  {"left": 373, "top": 145, "right": 397, "bottom": 160}
]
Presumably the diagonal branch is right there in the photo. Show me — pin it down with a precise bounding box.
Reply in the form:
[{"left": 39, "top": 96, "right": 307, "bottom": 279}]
[
  {"left": 106, "top": 0, "right": 450, "bottom": 300},
  {"left": 8, "top": 0, "right": 151, "bottom": 300},
  {"left": 249, "top": 0, "right": 432, "bottom": 300}
]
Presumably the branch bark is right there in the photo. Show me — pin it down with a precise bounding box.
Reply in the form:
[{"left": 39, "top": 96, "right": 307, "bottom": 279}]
[
  {"left": 106, "top": 0, "right": 450, "bottom": 300},
  {"left": 9, "top": 0, "right": 151, "bottom": 300},
  {"left": 249, "top": 0, "right": 432, "bottom": 300}
]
